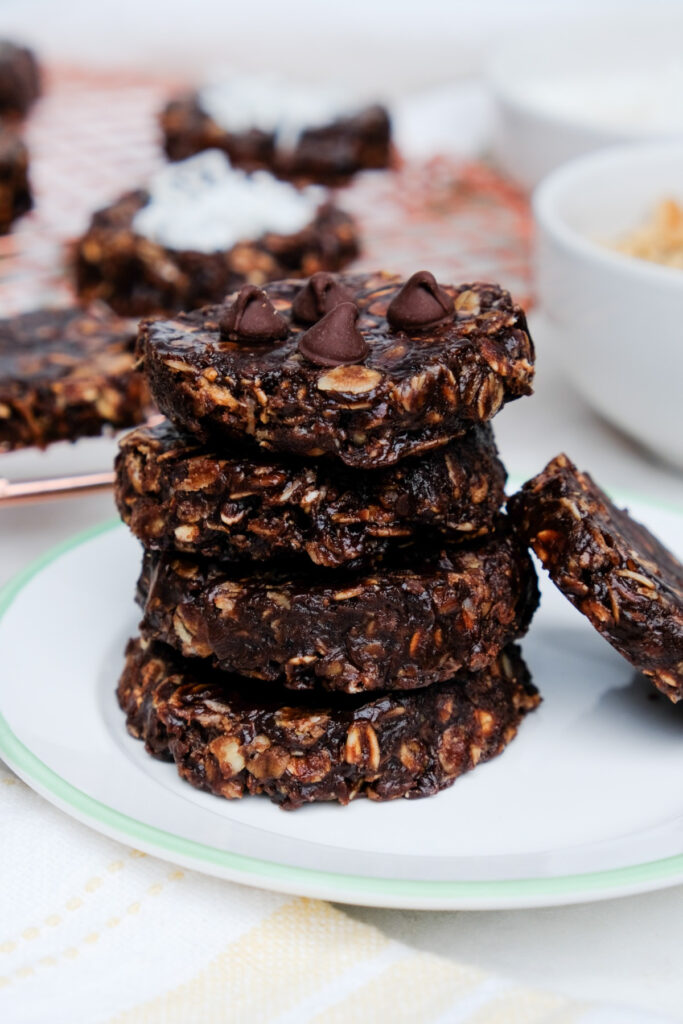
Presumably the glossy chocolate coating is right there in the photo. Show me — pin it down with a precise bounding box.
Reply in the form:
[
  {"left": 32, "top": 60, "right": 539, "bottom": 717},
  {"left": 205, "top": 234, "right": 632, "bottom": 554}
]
[
  {"left": 386, "top": 270, "right": 455, "bottom": 330},
  {"left": 297, "top": 301, "right": 368, "bottom": 367},
  {"left": 292, "top": 272, "right": 355, "bottom": 325},
  {"left": 219, "top": 285, "right": 289, "bottom": 343}
]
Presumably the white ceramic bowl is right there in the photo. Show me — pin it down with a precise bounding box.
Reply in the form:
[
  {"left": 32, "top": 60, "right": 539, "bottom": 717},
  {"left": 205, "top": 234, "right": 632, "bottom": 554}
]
[
  {"left": 533, "top": 142, "right": 683, "bottom": 468},
  {"left": 487, "top": 14, "right": 683, "bottom": 189}
]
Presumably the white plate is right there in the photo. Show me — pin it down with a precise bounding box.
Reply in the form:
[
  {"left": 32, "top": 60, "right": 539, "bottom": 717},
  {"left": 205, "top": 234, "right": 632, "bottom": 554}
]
[{"left": 1, "top": 497, "right": 682, "bottom": 910}]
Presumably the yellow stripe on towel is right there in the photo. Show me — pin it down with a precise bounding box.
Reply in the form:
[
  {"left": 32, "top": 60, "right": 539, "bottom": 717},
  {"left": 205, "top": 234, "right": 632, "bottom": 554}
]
[{"left": 106, "top": 898, "right": 389, "bottom": 1024}]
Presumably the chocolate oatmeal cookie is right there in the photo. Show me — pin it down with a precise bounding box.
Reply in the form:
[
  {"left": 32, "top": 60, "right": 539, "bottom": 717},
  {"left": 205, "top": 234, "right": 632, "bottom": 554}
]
[
  {"left": 0, "top": 127, "right": 31, "bottom": 233},
  {"left": 509, "top": 454, "right": 683, "bottom": 701},
  {"left": 136, "top": 534, "right": 538, "bottom": 692},
  {"left": 119, "top": 637, "right": 540, "bottom": 809},
  {"left": 139, "top": 271, "right": 534, "bottom": 468},
  {"left": 0, "top": 305, "right": 150, "bottom": 451},
  {"left": 160, "top": 91, "right": 391, "bottom": 185},
  {"left": 74, "top": 183, "right": 359, "bottom": 318},
  {"left": 115, "top": 419, "right": 506, "bottom": 567}
]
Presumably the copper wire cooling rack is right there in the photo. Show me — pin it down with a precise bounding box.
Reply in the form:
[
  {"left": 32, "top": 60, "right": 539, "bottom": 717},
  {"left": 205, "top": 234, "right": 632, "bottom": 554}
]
[{"left": 0, "top": 67, "right": 533, "bottom": 505}]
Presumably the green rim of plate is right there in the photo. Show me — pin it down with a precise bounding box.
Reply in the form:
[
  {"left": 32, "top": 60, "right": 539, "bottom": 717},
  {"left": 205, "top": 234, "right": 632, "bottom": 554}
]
[{"left": 1, "top": 508, "right": 683, "bottom": 905}]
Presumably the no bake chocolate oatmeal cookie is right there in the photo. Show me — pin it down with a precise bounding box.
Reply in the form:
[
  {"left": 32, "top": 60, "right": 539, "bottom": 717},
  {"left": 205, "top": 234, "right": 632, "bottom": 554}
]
[
  {"left": 139, "top": 271, "right": 534, "bottom": 468},
  {"left": 74, "top": 153, "right": 359, "bottom": 317},
  {"left": 160, "top": 87, "right": 391, "bottom": 185},
  {"left": 0, "top": 305, "right": 150, "bottom": 451},
  {"left": 115, "top": 419, "right": 506, "bottom": 567},
  {"left": 119, "top": 637, "right": 540, "bottom": 809},
  {"left": 136, "top": 534, "right": 538, "bottom": 693},
  {"left": 509, "top": 454, "right": 683, "bottom": 701}
]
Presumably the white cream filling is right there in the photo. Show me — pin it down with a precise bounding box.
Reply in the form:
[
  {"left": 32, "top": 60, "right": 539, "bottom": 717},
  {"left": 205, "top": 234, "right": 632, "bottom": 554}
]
[
  {"left": 198, "top": 73, "right": 355, "bottom": 150},
  {"left": 132, "top": 150, "right": 324, "bottom": 253}
]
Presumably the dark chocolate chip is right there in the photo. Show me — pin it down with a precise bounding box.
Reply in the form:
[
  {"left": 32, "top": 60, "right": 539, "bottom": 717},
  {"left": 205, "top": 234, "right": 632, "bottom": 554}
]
[
  {"left": 297, "top": 302, "right": 369, "bottom": 367},
  {"left": 291, "top": 272, "right": 355, "bottom": 325},
  {"left": 386, "top": 271, "right": 455, "bottom": 331},
  {"left": 219, "top": 285, "right": 289, "bottom": 343}
]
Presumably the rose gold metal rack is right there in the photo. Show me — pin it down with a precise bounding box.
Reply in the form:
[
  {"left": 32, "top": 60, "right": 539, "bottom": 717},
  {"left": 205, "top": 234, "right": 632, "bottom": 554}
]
[{"left": 0, "top": 471, "right": 115, "bottom": 506}]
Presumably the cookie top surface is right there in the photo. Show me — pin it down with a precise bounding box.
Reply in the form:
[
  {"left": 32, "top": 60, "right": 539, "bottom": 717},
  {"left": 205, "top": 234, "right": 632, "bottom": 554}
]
[
  {"left": 0, "top": 305, "right": 137, "bottom": 388},
  {"left": 140, "top": 271, "right": 534, "bottom": 467},
  {"left": 509, "top": 454, "right": 683, "bottom": 701}
]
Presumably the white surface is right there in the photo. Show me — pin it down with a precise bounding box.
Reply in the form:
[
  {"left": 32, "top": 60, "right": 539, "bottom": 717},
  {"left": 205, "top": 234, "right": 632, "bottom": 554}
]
[
  {"left": 533, "top": 143, "right": 683, "bottom": 468},
  {"left": 487, "top": 11, "right": 683, "bottom": 187},
  {"left": 3, "top": 511, "right": 683, "bottom": 907},
  {"left": 133, "top": 150, "right": 323, "bottom": 253},
  {"left": 199, "top": 74, "right": 353, "bottom": 149}
]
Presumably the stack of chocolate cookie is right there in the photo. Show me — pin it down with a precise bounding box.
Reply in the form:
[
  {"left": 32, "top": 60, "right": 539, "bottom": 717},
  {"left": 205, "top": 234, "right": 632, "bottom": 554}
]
[{"left": 116, "top": 269, "right": 541, "bottom": 809}]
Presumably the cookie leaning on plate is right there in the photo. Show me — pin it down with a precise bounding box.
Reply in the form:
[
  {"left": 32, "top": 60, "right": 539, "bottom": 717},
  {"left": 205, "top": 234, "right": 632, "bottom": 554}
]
[
  {"left": 115, "top": 419, "right": 506, "bottom": 568},
  {"left": 509, "top": 454, "right": 683, "bottom": 701},
  {"left": 138, "top": 271, "right": 534, "bottom": 468},
  {"left": 136, "top": 534, "right": 539, "bottom": 693},
  {"left": 119, "top": 637, "right": 540, "bottom": 810}
]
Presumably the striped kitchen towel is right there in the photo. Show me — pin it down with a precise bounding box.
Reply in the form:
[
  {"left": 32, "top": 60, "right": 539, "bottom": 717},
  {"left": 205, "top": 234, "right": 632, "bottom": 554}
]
[{"left": 0, "top": 762, "right": 672, "bottom": 1024}]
